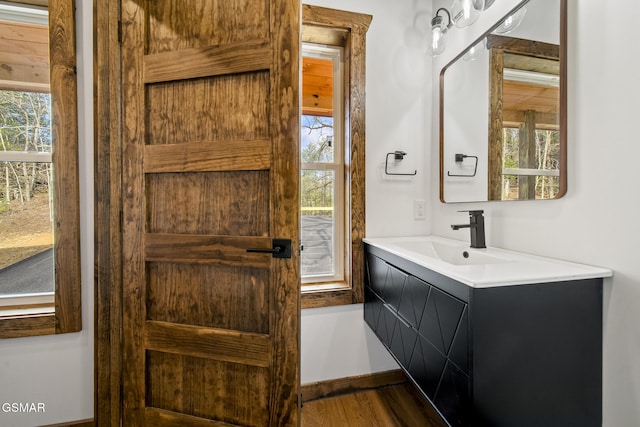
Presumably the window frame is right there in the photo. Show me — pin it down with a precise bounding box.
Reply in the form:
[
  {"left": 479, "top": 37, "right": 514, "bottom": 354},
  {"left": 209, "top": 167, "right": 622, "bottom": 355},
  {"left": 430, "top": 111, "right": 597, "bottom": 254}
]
[
  {"left": 0, "top": 0, "right": 81, "bottom": 338},
  {"left": 301, "top": 5, "right": 371, "bottom": 309},
  {"left": 301, "top": 43, "right": 346, "bottom": 285}
]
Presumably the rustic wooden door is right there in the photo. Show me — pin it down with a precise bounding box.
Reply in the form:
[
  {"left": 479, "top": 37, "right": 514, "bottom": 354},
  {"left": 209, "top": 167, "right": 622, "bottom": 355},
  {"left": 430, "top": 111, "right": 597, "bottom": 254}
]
[{"left": 120, "top": 1, "right": 300, "bottom": 425}]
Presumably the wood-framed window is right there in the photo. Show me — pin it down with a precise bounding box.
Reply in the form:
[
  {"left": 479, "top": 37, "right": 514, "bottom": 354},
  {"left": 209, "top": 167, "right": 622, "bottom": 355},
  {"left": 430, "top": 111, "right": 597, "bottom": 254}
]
[
  {"left": 301, "top": 43, "right": 345, "bottom": 286},
  {"left": 301, "top": 5, "right": 371, "bottom": 309},
  {"left": 0, "top": 0, "right": 81, "bottom": 338}
]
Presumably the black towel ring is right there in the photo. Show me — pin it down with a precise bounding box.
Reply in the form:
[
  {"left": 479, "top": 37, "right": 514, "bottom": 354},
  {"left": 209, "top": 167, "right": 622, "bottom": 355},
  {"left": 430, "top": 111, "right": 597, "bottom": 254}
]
[
  {"left": 447, "top": 153, "right": 478, "bottom": 177},
  {"left": 385, "top": 151, "right": 417, "bottom": 176}
]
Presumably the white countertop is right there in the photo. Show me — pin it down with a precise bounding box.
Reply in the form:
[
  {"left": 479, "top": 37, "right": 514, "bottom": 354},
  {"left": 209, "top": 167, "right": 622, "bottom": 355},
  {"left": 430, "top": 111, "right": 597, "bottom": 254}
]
[{"left": 363, "top": 235, "right": 613, "bottom": 288}]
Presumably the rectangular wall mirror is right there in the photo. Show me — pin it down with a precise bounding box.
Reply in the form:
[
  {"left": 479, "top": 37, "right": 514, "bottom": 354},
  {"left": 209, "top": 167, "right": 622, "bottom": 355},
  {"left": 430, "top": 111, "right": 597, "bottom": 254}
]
[{"left": 440, "top": 0, "right": 566, "bottom": 202}]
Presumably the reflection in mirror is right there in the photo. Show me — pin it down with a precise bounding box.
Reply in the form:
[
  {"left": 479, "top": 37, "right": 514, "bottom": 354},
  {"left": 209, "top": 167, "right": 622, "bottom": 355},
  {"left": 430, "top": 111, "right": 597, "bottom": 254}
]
[{"left": 440, "top": 0, "right": 566, "bottom": 202}]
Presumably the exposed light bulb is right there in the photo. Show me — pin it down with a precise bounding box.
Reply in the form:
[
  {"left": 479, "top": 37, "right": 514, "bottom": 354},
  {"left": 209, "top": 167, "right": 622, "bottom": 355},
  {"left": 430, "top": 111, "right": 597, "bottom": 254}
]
[
  {"left": 452, "top": 0, "right": 485, "bottom": 28},
  {"left": 492, "top": 7, "right": 527, "bottom": 35},
  {"left": 430, "top": 14, "right": 450, "bottom": 56},
  {"left": 431, "top": 27, "right": 448, "bottom": 56}
]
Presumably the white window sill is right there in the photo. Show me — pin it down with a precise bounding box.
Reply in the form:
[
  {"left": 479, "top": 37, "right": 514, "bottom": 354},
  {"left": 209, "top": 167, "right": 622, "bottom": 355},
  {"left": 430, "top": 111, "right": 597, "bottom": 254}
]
[{"left": 0, "top": 292, "right": 55, "bottom": 317}]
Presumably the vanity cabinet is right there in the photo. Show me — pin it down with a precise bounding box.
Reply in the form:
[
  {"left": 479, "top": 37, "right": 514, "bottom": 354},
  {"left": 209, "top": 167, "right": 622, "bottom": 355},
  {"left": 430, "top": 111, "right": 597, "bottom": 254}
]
[{"left": 364, "top": 244, "right": 603, "bottom": 427}]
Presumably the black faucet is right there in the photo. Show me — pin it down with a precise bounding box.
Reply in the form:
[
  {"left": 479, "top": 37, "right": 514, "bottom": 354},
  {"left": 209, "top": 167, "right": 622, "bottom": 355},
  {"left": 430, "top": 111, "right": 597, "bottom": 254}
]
[{"left": 451, "top": 210, "right": 486, "bottom": 249}]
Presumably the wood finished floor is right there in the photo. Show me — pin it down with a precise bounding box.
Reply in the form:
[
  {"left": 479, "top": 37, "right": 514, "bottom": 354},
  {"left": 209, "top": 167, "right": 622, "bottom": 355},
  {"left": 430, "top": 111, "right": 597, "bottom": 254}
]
[{"left": 301, "top": 383, "right": 448, "bottom": 427}]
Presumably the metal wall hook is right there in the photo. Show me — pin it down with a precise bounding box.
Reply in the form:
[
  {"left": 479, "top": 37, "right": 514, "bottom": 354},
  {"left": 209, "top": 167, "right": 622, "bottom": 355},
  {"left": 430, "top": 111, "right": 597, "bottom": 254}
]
[
  {"left": 447, "top": 153, "right": 478, "bottom": 177},
  {"left": 385, "top": 151, "right": 417, "bottom": 176}
]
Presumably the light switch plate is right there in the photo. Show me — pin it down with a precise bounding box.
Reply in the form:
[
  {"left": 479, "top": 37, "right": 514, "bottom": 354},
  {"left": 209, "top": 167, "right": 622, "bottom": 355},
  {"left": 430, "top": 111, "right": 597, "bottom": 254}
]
[{"left": 414, "top": 199, "right": 425, "bottom": 220}]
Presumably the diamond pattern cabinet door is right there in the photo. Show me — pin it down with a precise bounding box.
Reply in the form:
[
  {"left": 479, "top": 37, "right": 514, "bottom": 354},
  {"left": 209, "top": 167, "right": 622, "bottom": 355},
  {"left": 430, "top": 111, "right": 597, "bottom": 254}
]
[
  {"left": 408, "top": 334, "right": 447, "bottom": 399},
  {"left": 385, "top": 265, "right": 408, "bottom": 311},
  {"left": 398, "top": 275, "right": 431, "bottom": 329},
  {"left": 364, "top": 287, "right": 383, "bottom": 333},
  {"left": 389, "top": 316, "right": 418, "bottom": 367},
  {"left": 448, "top": 306, "right": 469, "bottom": 374},
  {"left": 366, "top": 253, "right": 389, "bottom": 298},
  {"left": 434, "top": 360, "right": 471, "bottom": 427},
  {"left": 378, "top": 302, "right": 398, "bottom": 348},
  {"left": 419, "top": 287, "right": 466, "bottom": 355}
]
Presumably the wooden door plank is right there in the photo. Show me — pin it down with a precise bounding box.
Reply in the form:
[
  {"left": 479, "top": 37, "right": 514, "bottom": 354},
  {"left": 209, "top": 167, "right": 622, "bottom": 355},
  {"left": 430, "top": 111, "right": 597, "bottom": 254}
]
[
  {"left": 144, "top": 39, "right": 271, "bottom": 83},
  {"left": 121, "top": 0, "right": 147, "bottom": 423},
  {"left": 145, "top": 234, "right": 271, "bottom": 268},
  {"left": 145, "top": 1, "right": 269, "bottom": 54},
  {"left": 146, "top": 172, "right": 269, "bottom": 236},
  {"left": 267, "top": 0, "right": 300, "bottom": 425},
  {"left": 145, "top": 321, "right": 271, "bottom": 367},
  {"left": 144, "top": 139, "right": 271, "bottom": 173},
  {"left": 146, "top": 408, "right": 236, "bottom": 427}
]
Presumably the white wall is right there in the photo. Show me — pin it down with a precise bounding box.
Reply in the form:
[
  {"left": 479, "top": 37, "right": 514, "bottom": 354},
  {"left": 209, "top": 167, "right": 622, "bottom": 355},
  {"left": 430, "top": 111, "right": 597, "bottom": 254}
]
[
  {"left": 301, "top": 0, "right": 433, "bottom": 384},
  {"left": 0, "top": 3, "right": 94, "bottom": 426},
  {"left": 430, "top": 1, "right": 640, "bottom": 425},
  {"left": 442, "top": 48, "right": 489, "bottom": 202}
]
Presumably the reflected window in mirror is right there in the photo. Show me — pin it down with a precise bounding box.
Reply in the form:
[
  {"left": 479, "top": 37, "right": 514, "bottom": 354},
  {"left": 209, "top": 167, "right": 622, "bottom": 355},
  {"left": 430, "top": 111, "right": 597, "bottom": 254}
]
[
  {"left": 487, "top": 34, "right": 561, "bottom": 200},
  {"left": 0, "top": 0, "right": 81, "bottom": 338},
  {"left": 440, "top": 0, "right": 566, "bottom": 203}
]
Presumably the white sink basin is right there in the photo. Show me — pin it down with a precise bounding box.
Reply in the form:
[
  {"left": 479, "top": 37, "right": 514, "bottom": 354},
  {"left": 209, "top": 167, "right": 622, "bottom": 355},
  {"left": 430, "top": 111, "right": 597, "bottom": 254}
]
[
  {"left": 363, "top": 235, "right": 613, "bottom": 288},
  {"left": 398, "top": 239, "right": 510, "bottom": 266}
]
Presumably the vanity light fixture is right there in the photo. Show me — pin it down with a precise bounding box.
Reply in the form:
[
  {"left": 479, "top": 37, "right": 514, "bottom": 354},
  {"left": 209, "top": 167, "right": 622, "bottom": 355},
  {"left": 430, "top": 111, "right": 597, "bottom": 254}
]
[
  {"left": 430, "top": 8, "right": 452, "bottom": 56},
  {"left": 451, "top": 0, "right": 485, "bottom": 28},
  {"left": 430, "top": 0, "right": 494, "bottom": 57},
  {"left": 492, "top": 7, "right": 527, "bottom": 34}
]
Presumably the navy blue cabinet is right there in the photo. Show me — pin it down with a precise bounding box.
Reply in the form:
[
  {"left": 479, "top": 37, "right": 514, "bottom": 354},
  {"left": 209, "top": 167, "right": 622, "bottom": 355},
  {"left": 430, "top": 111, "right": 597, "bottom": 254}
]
[{"left": 364, "top": 244, "right": 603, "bottom": 427}]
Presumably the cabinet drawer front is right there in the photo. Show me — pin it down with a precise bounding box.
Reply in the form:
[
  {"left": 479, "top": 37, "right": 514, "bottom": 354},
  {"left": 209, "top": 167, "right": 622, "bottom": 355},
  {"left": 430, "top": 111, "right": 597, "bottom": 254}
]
[
  {"left": 408, "top": 334, "right": 447, "bottom": 399},
  {"left": 448, "top": 306, "right": 469, "bottom": 374},
  {"left": 365, "top": 253, "right": 408, "bottom": 311},
  {"left": 364, "top": 287, "right": 383, "bottom": 333},
  {"left": 377, "top": 302, "right": 398, "bottom": 348},
  {"left": 365, "top": 253, "right": 388, "bottom": 297},
  {"left": 397, "top": 275, "right": 430, "bottom": 329},
  {"left": 389, "top": 314, "right": 418, "bottom": 367},
  {"left": 434, "top": 360, "right": 470, "bottom": 427},
  {"left": 385, "top": 264, "right": 408, "bottom": 311},
  {"left": 419, "top": 287, "right": 466, "bottom": 356}
]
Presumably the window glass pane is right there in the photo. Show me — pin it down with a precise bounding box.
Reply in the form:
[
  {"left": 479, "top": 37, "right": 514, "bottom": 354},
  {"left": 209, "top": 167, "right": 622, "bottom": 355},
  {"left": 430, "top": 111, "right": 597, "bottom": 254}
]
[
  {"left": 502, "top": 127, "right": 560, "bottom": 200},
  {"left": 1, "top": 90, "right": 54, "bottom": 297},
  {"left": 301, "top": 169, "right": 335, "bottom": 277},
  {"left": 0, "top": 161, "right": 54, "bottom": 295},
  {"left": 302, "top": 115, "right": 334, "bottom": 163},
  {"left": 0, "top": 91, "right": 52, "bottom": 152}
]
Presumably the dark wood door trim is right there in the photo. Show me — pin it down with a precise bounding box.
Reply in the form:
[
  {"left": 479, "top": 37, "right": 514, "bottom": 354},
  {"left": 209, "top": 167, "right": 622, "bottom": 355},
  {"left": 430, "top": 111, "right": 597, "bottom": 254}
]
[{"left": 94, "top": 0, "right": 123, "bottom": 425}]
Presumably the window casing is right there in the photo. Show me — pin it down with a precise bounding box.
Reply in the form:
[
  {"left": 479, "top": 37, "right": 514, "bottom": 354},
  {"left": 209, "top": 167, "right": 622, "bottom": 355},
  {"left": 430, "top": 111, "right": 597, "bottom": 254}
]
[{"left": 300, "top": 5, "right": 371, "bottom": 309}]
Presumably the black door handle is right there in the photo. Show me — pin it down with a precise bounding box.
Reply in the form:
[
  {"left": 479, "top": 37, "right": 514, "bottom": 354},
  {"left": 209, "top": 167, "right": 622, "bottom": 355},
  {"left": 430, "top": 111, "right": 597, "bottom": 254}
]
[{"left": 246, "top": 239, "right": 292, "bottom": 259}]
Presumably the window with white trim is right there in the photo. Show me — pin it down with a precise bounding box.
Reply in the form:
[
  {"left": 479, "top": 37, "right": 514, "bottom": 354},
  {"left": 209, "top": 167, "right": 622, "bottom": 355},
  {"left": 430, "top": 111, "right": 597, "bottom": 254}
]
[
  {"left": 300, "top": 43, "right": 346, "bottom": 286},
  {"left": 0, "top": 4, "right": 54, "bottom": 310}
]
